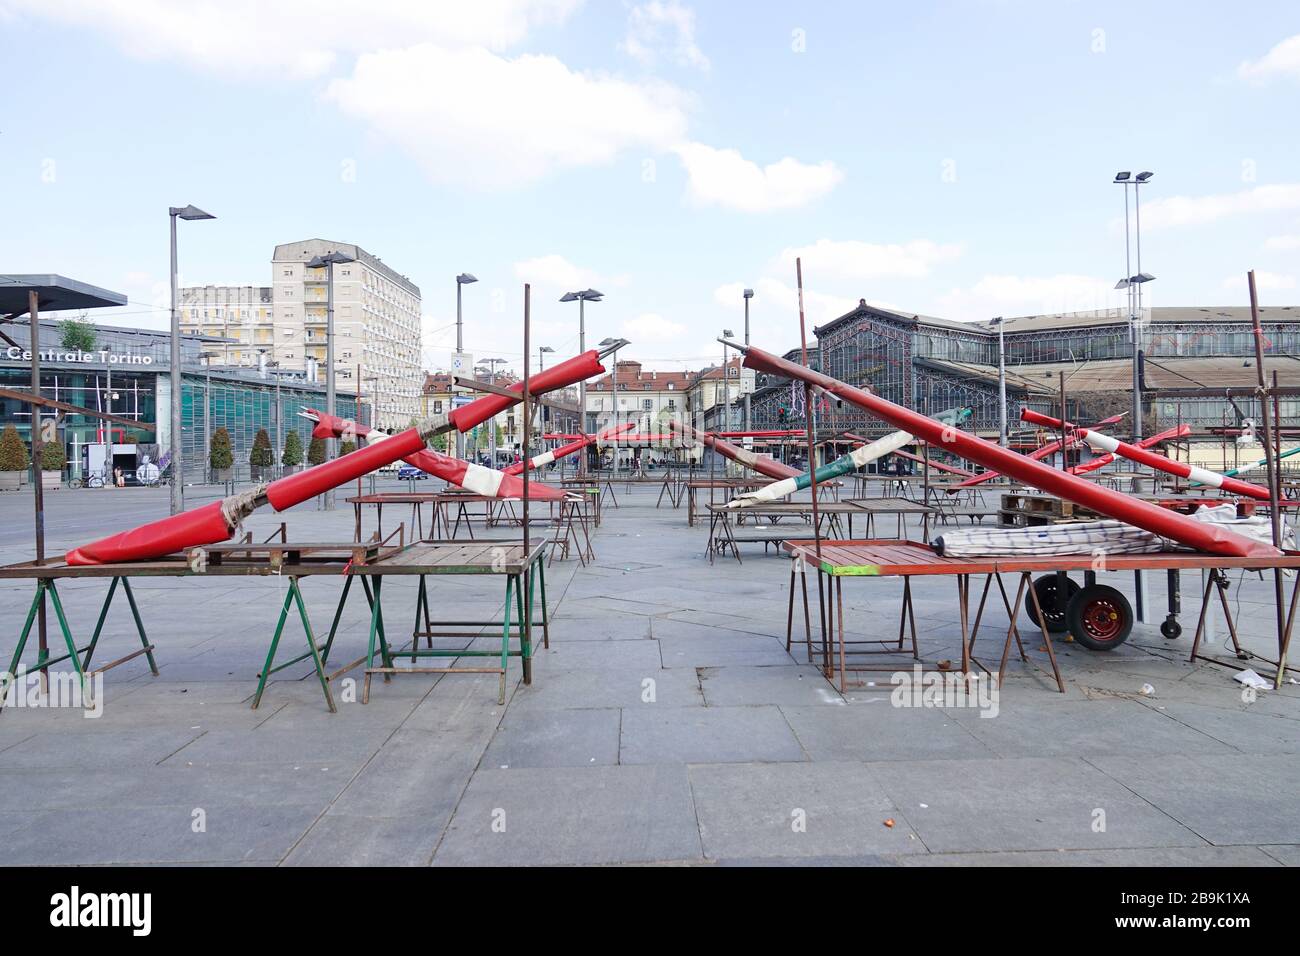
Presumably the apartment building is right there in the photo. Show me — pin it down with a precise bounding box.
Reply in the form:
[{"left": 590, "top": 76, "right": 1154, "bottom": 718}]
[
  {"left": 586, "top": 360, "right": 692, "bottom": 434},
  {"left": 177, "top": 285, "right": 274, "bottom": 367},
  {"left": 180, "top": 239, "right": 423, "bottom": 431}
]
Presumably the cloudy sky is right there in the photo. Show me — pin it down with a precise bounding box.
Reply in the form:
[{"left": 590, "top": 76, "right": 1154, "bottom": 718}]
[{"left": 1, "top": 0, "right": 1298, "bottom": 376}]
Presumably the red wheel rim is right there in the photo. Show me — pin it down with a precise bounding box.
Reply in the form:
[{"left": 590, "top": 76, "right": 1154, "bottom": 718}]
[{"left": 1080, "top": 598, "right": 1123, "bottom": 642}]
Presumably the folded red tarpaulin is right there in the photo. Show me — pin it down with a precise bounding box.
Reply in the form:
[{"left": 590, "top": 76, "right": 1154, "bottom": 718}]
[{"left": 734, "top": 342, "right": 1276, "bottom": 558}]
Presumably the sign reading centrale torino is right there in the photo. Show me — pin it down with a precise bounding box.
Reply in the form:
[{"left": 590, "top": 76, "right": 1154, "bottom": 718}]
[{"left": 5, "top": 346, "right": 154, "bottom": 365}]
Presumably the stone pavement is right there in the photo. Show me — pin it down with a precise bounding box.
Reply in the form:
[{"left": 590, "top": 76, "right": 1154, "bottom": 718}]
[{"left": 0, "top": 479, "right": 1297, "bottom": 866}]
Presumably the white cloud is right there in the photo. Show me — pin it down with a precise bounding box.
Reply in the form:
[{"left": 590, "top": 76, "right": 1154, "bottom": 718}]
[
  {"left": 1222, "top": 271, "right": 1296, "bottom": 291},
  {"left": 513, "top": 254, "right": 627, "bottom": 293},
  {"left": 1264, "top": 234, "right": 1300, "bottom": 251},
  {"left": 621, "top": 1, "right": 709, "bottom": 71},
  {"left": 714, "top": 278, "right": 859, "bottom": 327},
  {"left": 327, "top": 45, "right": 690, "bottom": 188},
  {"left": 1135, "top": 184, "right": 1300, "bottom": 230},
  {"left": 775, "top": 238, "right": 963, "bottom": 281},
  {"left": 1238, "top": 33, "right": 1300, "bottom": 83},
  {"left": 622, "top": 312, "right": 687, "bottom": 342},
  {"left": 675, "top": 143, "right": 843, "bottom": 212},
  {"left": 0, "top": 0, "right": 582, "bottom": 78},
  {"left": 937, "top": 275, "right": 1124, "bottom": 322}
]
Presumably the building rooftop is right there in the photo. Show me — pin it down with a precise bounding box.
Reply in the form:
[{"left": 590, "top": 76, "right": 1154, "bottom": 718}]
[
  {"left": 272, "top": 239, "right": 421, "bottom": 298},
  {"left": 919, "top": 354, "right": 1300, "bottom": 394}
]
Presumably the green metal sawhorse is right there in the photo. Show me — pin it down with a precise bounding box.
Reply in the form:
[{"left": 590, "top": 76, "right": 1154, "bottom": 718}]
[
  {"left": 2, "top": 575, "right": 157, "bottom": 713},
  {"left": 252, "top": 572, "right": 395, "bottom": 714},
  {"left": 364, "top": 550, "right": 549, "bottom": 705}
]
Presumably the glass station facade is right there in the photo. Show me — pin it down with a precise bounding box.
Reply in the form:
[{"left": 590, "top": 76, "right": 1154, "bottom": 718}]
[{"left": 1, "top": 319, "right": 358, "bottom": 481}]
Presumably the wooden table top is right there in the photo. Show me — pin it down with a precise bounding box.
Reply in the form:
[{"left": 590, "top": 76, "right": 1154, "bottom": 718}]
[{"left": 845, "top": 497, "right": 937, "bottom": 514}]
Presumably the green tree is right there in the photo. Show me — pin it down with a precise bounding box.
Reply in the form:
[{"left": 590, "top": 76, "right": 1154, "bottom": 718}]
[
  {"left": 209, "top": 427, "right": 234, "bottom": 471},
  {"left": 249, "top": 428, "right": 275, "bottom": 468},
  {"left": 307, "top": 436, "right": 327, "bottom": 466},
  {"left": 40, "top": 440, "right": 67, "bottom": 472},
  {"left": 0, "top": 424, "right": 29, "bottom": 472},
  {"left": 282, "top": 430, "right": 304, "bottom": 467},
  {"left": 58, "top": 314, "right": 97, "bottom": 353},
  {"left": 339, "top": 440, "right": 357, "bottom": 456}
]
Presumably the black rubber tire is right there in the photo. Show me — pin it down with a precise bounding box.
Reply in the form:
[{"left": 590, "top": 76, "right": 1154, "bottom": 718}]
[
  {"left": 1066, "top": 584, "right": 1134, "bottom": 651},
  {"left": 1024, "top": 574, "right": 1078, "bottom": 634},
  {"left": 1160, "top": 618, "right": 1182, "bottom": 640}
]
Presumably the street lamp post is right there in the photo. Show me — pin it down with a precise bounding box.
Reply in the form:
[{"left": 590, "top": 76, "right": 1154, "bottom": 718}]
[
  {"left": 538, "top": 345, "right": 554, "bottom": 434},
  {"left": 1114, "top": 171, "right": 1154, "bottom": 443},
  {"left": 455, "top": 273, "right": 477, "bottom": 460},
  {"left": 561, "top": 289, "right": 604, "bottom": 472},
  {"left": 722, "top": 329, "right": 735, "bottom": 460},
  {"left": 308, "top": 251, "right": 357, "bottom": 510},
  {"left": 598, "top": 338, "right": 621, "bottom": 473},
  {"left": 479, "top": 357, "right": 507, "bottom": 464},
  {"left": 168, "top": 204, "right": 215, "bottom": 514},
  {"left": 742, "top": 289, "right": 753, "bottom": 433},
  {"left": 991, "top": 317, "right": 1007, "bottom": 447}
]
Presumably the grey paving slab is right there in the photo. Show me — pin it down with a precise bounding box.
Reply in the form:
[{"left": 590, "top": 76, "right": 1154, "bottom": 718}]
[
  {"left": 544, "top": 611, "right": 652, "bottom": 641},
  {"left": 327, "top": 727, "right": 482, "bottom": 817},
  {"left": 283, "top": 812, "right": 445, "bottom": 866},
  {"left": 870, "top": 757, "right": 1206, "bottom": 853},
  {"left": 161, "top": 727, "right": 389, "bottom": 768},
  {"left": 698, "top": 665, "right": 845, "bottom": 706},
  {"left": 506, "top": 666, "right": 704, "bottom": 712},
  {"left": 530, "top": 640, "right": 665, "bottom": 672},
  {"left": 1, "top": 804, "right": 318, "bottom": 864},
  {"left": 780, "top": 702, "right": 994, "bottom": 762},
  {"left": 0, "top": 728, "right": 204, "bottom": 769},
  {"left": 690, "top": 761, "right": 925, "bottom": 860},
  {"left": 432, "top": 764, "right": 703, "bottom": 866},
  {"left": 483, "top": 707, "right": 621, "bottom": 768},
  {"left": 1133, "top": 700, "right": 1300, "bottom": 753},
  {"left": 1090, "top": 753, "right": 1300, "bottom": 845},
  {"left": 947, "top": 698, "right": 1233, "bottom": 758},
  {"left": 656, "top": 627, "right": 796, "bottom": 669},
  {"left": 893, "top": 846, "right": 1282, "bottom": 866},
  {"left": 1260, "top": 845, "right": 1300, "bottom": 865},
  {"left": 620, "top": 704, "right": 806, "bottom": 764}
]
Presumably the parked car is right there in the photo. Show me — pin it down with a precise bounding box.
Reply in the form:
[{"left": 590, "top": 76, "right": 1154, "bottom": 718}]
[{"left": 397, "top": 464, "right": 430, "bottom": 480}]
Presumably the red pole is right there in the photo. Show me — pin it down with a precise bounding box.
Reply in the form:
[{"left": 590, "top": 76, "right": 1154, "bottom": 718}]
[
  {"left": 735, "top": 343, "right": 1276, "bottom": 558},
  {"left": 1022, "top": 409, "right": 1270, "bottom": 500}
]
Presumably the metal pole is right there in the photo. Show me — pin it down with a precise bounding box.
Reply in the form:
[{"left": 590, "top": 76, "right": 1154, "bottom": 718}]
[
  {"left": 169, "top": 211, "right": 183, "bottom": 513},
  {"left": 489, "top": 362, "right": 498, "bottom": 467},
  {"left": 203, "top": 359, "right": 211, "bottom": 483},
  {"left": 456, "top": 279, "right": 465, "bottom": 461},
  {"left": 323, "top": 259, "right": 337, "bottom": 510},
  {"left": 29, "top": 290, "right": 48, "bottom": 687},
  {"left": 1134, "top": 181, "right": 1145, "bottom": 443},
  {"left": 997, "top": 318, "right": 1007, "bottom": 447},
  {"left": 743, "top": 293, "right": 752, "bottom": 433},
  {"left": 578, "top": 297, "right": 587, "bottom": 474}
]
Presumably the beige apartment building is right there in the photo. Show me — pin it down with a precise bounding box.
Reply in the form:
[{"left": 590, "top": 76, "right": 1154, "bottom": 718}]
[{"left": 180, "top": 239, "right": 423, "bottom": 431}]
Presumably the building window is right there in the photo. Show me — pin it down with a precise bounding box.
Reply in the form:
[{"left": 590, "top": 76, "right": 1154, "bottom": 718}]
[
  {"left": 433, "top": 401, "right": 443, "bottom": 413},
  {"left": 642, "top": 399, "right": 653, "bottom": 411}
]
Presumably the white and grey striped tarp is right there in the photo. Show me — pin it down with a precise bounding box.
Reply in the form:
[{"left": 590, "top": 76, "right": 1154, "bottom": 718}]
[{"left": 932, "top": 504, "right": 1289, "bottom": 557}]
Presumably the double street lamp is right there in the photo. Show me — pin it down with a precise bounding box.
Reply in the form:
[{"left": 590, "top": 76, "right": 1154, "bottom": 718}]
[
  {"left": 560, "top": 288, "right": 604, "bottom": 472},
  {"left": 742, "top": 289, "right": 754, "bottom": 432},
  {"left": 455, "top": 273, "right": 477, "bottom": 459},
  {"left": 1114, "top": 170, "right": 1155, "bottom": 442},
  {"left": 169, "top": 204, "right": 216, "bottom": 515}
]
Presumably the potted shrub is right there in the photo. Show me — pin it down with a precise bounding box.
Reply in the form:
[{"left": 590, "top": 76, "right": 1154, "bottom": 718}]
[
  {"left": 281, "top": 430, "right": 304, "bottom": 475},
  {"left": 307, "top": 436, "right": 326, "bottom": 467},
  {"left": 39, "top": 440, "right": 66, "bottom": 491},
  {"left": 210, "top": 427, "right": 234, "bottom": 482},
  {"left": 0, "top": 424, "right": 28, "bottom": 491},
  {"left": 249, "top": 428, "right": 275, "bottom": 480},
  {"left": 339, "top": 439, "right": 356, "bottom": 457}
]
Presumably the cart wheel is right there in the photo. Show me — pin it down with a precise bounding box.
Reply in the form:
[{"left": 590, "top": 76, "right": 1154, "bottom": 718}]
[
  {"left": 1160, "top": 617, "right": 1182, "bottom": 640},
  {"left": 1024, "top": 574, "right": 1078, "bottom": 634},
  {"left": 1065, "top": 585, "right": 1133, "bottom": 651}
]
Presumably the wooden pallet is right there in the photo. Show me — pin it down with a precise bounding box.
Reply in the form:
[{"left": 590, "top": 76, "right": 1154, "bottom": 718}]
[{"left": 998, "top": 493, "right": 1099, "bottom": 528}]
